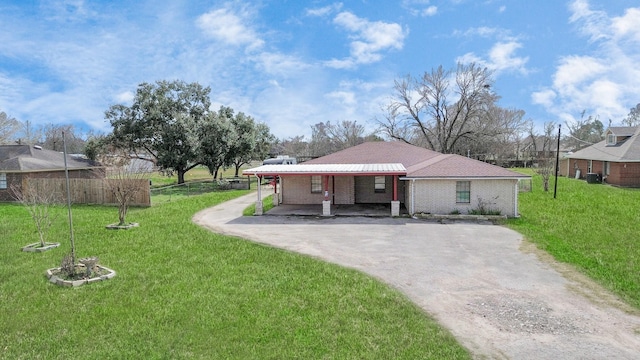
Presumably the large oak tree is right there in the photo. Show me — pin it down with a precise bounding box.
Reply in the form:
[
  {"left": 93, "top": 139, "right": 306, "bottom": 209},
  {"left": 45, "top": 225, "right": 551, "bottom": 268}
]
[{"left": 105, "top": 80, "right": 211, "bottom": 184}]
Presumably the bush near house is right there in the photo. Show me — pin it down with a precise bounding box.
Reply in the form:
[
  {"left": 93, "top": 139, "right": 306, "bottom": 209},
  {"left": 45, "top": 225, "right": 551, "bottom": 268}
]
[{"left": 507, "top": 170, "right": 640, "bottom": 309}]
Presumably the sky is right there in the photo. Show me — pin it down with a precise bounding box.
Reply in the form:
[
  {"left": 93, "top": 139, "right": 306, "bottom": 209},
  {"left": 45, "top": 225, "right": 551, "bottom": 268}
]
[{"left": 1, "top": 0, "right": 640, "bottom": 140}]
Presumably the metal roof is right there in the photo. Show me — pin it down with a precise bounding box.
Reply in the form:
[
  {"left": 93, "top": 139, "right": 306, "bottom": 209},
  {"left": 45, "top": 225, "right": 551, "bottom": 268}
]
[{"left": 243, "top": 163, "right": 407, "bottom": 176}]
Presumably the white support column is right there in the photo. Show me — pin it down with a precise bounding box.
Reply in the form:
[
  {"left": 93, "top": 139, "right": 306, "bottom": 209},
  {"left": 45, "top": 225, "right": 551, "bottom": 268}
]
[
  {"left": 391, "top": 201, "right": 400, "bottom": 217},
  {"left": 255, "top": 176, "right": 263, "bottom": 215},
  {"left": 322, "top": 200, "right": 331, "bottom": 216},
  {"left": 514, "top": 180, "right": 519, "bottom": 217},
  {"left": 272, "top": 180, "right": 279, "bottom": 207}
]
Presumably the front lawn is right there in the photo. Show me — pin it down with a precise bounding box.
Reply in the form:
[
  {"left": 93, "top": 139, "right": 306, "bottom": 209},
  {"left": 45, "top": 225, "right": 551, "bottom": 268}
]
[
  {"left": 0, "top": 191, "right": 469, "bottom": 359},
  {"left": 507, "top": 171, "right": 640, "bottom": 309}
]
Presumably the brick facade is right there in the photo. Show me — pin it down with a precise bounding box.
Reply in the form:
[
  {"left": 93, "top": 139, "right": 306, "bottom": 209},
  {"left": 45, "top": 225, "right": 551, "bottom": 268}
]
[
  {"left": 565, "top": 159, "right": 640, "bottom": 187},
  {"left": 405, "top": 179, "right": 518, "bottom": 217},
  {"left": 281, "top": 175, "right": 405, "bottom": 205}
]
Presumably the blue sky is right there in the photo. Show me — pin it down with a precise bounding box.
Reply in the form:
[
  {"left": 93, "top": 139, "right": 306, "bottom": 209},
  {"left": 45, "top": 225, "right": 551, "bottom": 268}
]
[{"left": 1, "top": 0, "right": 639, "bottom": 140}]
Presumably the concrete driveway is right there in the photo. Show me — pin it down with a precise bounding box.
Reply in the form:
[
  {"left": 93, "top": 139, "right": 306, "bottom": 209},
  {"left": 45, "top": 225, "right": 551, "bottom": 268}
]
[{"left": 193, "top": 191, "right": 640, "bottom": 359}]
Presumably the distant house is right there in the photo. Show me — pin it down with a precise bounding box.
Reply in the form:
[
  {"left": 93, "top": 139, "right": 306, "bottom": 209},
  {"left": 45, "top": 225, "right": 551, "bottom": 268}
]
[
  {"left": 0, "top": 144, "right": 104, "bottom": 202},
  {"left": 565, "top": 126, "right": 640, "bottom": 187},
  {"left": 243, "top": 141, "right": 530, "bottom": 217}
]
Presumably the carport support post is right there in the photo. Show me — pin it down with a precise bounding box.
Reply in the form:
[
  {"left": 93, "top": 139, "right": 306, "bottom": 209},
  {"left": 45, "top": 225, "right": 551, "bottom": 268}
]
[
  {"left": 255, "top": 176, "right": 263, "bottom": 215},
  {"left": 391, "top": 175, "right": 400, "bottom": 217},
  {"left": 272, "top": 176, "right": 279, "bottom": 207},
  {"left": 322, "top": 175, "right": 331, "bottom": 216}
]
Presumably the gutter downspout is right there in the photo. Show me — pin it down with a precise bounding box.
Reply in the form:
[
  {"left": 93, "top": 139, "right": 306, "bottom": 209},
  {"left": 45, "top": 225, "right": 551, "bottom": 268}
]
[{"left": 411, "top": 179, "right": 415, "bottom": 216}]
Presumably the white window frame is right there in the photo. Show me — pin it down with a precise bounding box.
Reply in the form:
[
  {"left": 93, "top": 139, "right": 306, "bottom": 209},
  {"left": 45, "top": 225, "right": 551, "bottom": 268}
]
[
  {"left": 311, "top": 176, "right": 322, "bottom": 193},
  {"left": 604, "top": 161, "right": 610, "bottom": 176},
  {"left": 606, "top": 133, "right": 616, "bottom": 145},
  {"left": 456, "top": 181, "right": 470, "bottom": 203},
  {"left": 374, "top": 176, "right": 386, "bottom": 193},
  {"left": 0, "top": 173, "right": 6, "bottom": 189},
  {"left": 588, "top": 160, "right": 593, "bottom": 173}
]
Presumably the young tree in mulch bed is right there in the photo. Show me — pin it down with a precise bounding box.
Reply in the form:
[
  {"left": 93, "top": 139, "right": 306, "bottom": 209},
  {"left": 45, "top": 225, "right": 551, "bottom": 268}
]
[
  {"left": 91, "top": 142, "right": 150, "bottom": 229},
  {"left": 11, "top": 181, "right": 64, "bottom": 252}
]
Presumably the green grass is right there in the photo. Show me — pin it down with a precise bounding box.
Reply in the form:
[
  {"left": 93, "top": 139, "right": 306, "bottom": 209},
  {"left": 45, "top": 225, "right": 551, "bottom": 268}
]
[
  {"left": 149, "top": 165, "right": 258, "bottom": 188},
  {"left": 507, "top": 170, "right": 640, "bottom": 309},
  {"left": 0, "top": 191, "right": 469, "bottom": 359},
  {"left": 243, "top": 194, "right": 275, "bottom": 216}
]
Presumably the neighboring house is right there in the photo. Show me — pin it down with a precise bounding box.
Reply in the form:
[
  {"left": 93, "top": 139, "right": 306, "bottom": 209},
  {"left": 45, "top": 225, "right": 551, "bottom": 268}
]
[
  {"left": 243, "top": 141, "right": 530, "bottom": 217},
  {"left": 0, "top": 144, "right": 104, "bottom": 202},
  {"left": 565, "top": 126, "right": 640, "bottom": 187},
  {"left": 518, "top": 136, "right": 571, "bottom": 166}
]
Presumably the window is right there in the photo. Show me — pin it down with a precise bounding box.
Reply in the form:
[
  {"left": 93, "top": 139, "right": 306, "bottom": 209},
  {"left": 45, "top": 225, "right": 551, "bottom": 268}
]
[
  {"left": 607, "top": 133, "right": 616, "bottom": 145},
  {"left": 311, "top": 176, "right": 322, "bottom": 193},
  {"left": 0, "top": 173, "right": 6, "bottom": 189},
  {"left": 374, "top": 176, "right": 386, "bottom": 193},
  {"left": 456, "top": 181, "right": 470, "bottom": 203}
]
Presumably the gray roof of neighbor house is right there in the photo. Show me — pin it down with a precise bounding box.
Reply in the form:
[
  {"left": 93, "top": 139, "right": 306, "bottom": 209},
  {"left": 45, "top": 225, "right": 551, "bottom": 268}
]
[
  {"left": 0, "top": 144, "right": 102, "bottom": 172},
  {"left": 567, "top": 126, "right": 640, "bottom": 162},
  {"left": 304, "top": 141, "right": 529, "bottom": 179}
]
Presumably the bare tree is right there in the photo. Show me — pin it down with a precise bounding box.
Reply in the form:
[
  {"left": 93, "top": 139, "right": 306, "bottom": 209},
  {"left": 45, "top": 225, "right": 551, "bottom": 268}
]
[
  {"left": 308, "top": 120, "right": 377, "bottom": 157},
  {"left": 11, "top": 180, "right": 64, "bottom": 247},
  {"left": 378, "top": 63, "right": 497, "bottom": 154},
  {"left": 531, "top": 122, "right": 557, "bottom": 192},
  {"left": 16, "top": 120, "right": 43, "bottom": 145},
  {"left": 99, "top": 148, "right": 150, "bottom": 226},
  {"left": 623, "top": 103, "right": 640, "bottom": 127},
  {"left": 1, "top": 111, "right": 20, "bottom": 144},
  {"left": 43, "top": 124, "right": 86, "bottom": 153},
  {"left": 564, "top": 111, "right": 604, "bottom": 151}
]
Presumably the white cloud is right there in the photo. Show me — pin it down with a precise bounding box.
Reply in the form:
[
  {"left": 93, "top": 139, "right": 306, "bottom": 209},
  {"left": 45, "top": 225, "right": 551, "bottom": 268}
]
[
  {"left": 115, "top": 91, "right": 134, "bottom": 104},
  {"left": 254, "top": 52, "right": 312, "bottom": 77},
  {"left": 457, "top": 40, "right": 529, "bottom": 75},
  {"left": 611, "top": 7, "right": 640, "bottom": 43},
  {"left": 325, "top": 12, "right": 406, "bottom": 69},
  {"left": 196, "top": 5, "right": 264, "bottom": 50},
  {"left": 306, "top": 3, "right": 343, "bottom": 17},
  {"left": 422, "top": 6, "right": 438, "bottom": 16},
  {"left": 532, "top": 0, "right": 640, "bottom": 125},
  {"left": 402, "top": 0, "right": 437, "bottom": 16}
]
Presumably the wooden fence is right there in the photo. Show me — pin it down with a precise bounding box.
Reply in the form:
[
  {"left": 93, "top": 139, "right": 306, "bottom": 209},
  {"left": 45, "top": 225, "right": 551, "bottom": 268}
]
[{"left": 25, "top": 178, "right": 151, "bottom": 207}]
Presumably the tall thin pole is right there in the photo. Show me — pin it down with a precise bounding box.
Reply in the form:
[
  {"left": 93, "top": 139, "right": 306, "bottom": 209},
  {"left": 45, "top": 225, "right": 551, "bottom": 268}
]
[
  {"left": 62, "top": 131, "right": 76, "bottom": 264},
  {"left": 553, "top": 124, "right": 561, "bottom": 199}
]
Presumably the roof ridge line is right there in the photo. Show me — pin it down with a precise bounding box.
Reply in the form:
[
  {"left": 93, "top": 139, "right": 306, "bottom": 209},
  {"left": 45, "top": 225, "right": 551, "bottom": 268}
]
[{"left": 406, "top": 153, "right": 453, "bottom": 172}]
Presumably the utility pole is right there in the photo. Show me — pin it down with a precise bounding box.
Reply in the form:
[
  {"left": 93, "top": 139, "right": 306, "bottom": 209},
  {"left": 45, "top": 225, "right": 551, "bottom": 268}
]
[{"left": 554, "top": 124, "right": 561, "bottom": 199}]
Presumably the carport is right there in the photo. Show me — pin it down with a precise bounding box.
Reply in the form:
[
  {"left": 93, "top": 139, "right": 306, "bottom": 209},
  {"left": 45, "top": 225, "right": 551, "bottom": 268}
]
[{"left": 242, "top": 163, "right": 407, "bottom": 216}]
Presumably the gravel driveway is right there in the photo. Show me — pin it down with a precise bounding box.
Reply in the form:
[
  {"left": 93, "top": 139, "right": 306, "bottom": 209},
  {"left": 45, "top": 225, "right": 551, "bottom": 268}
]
[{"left": 193, "top": 192, "right": 640, "bottom": 359}]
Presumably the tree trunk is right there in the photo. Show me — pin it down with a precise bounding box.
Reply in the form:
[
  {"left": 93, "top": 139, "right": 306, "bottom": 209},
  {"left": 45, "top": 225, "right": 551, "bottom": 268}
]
[{"left": 177, "top": 169, "right": 186, "bottom": 184}]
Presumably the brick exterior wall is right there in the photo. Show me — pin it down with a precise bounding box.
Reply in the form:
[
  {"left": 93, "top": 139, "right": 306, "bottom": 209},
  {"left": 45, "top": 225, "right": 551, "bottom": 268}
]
[
  {"left": 333, "top": 176, "right": 354, "bottom": 204},
  {"left": 281, "top": 176, "right": 329, "bottom": 204},
  {"left": 405, "top": 179, "right": 518, "bottom": 217},
  {"left": 615, "top": 162, "right": 640, "bottom": 187},
  {"left": 354, "top": 176, "right": 401, "bottom": 204},
  {"left": 566, "top": 159, "right": 640, "bottom": 187},
  {"left": 281, "top": 175, "right": 405, "bottom": 205}
]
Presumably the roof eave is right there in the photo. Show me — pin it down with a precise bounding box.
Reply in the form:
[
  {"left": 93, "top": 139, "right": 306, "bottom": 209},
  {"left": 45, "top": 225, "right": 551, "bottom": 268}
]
[
  {"left": 244, "top": 171, "right": 407, "bottom": 176},
  {"left": 400, "top": 176, "right": 530, "bottom": 180}
]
